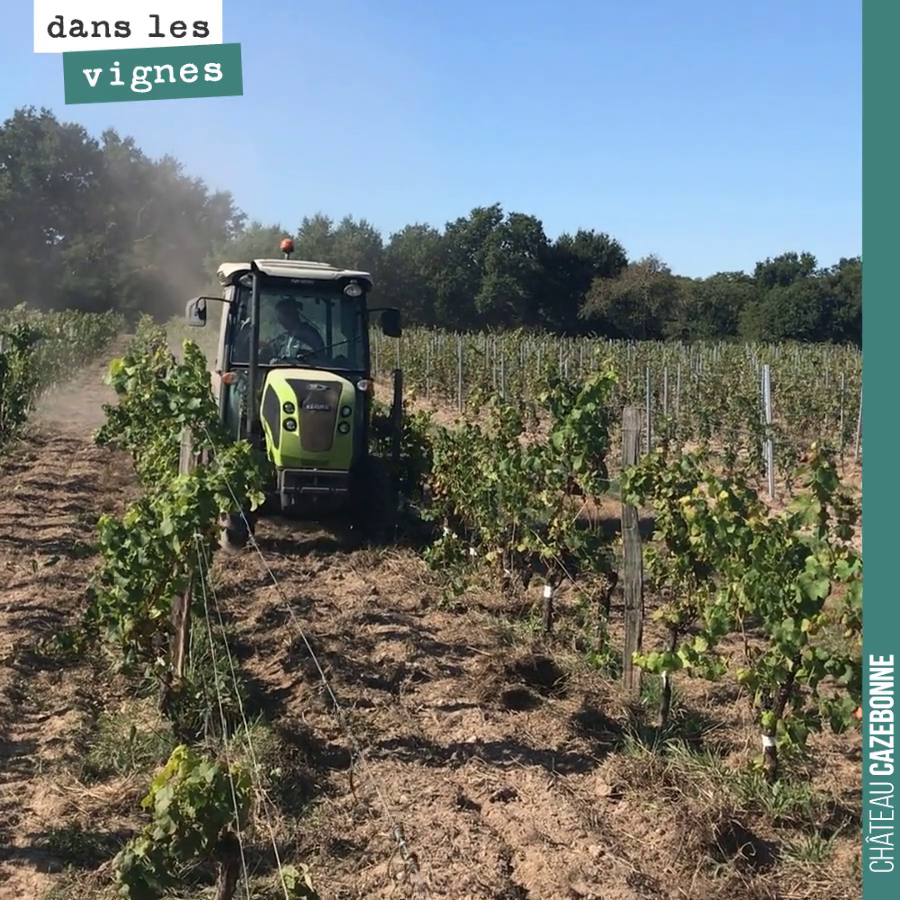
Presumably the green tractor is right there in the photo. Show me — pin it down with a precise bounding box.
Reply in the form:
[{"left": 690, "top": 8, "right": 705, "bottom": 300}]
[{"left": 185, "top": 238, "right": 404, "bottom": 550}]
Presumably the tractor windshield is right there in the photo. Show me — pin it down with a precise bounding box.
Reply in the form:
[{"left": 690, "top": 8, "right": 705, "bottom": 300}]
[{"left": 230, "top": 281, "right": 367, "bottom": 370}]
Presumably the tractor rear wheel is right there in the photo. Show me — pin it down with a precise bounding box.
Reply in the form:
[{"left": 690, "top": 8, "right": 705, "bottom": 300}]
[{"left": 347, "top": 454, "right": 397, "bottom": 546}]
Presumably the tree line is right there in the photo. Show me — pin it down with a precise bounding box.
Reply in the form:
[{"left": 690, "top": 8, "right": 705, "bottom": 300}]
[{"left": 1, "top": 106, "right": 860, "bottom": 344}]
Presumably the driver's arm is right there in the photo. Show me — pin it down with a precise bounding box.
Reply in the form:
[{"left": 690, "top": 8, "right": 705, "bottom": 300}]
[
  {"left": 298, "top": 323, "right": 326, "bottom": 353},
  {"left": 260, "top": 332, "right": 285, "bottom": 360}
]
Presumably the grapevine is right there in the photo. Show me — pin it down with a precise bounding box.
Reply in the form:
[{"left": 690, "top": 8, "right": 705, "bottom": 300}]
[
  {"left": 82, "top": 319, "right": 267, "bottom": 677},
  {"left": 423, "top": 370, "right": 618, "bottom": 617},
  {"left": 619, "top": 450, "right": 735, "bottom": 727},
  {"left": 623, "top": 444, "right": 862, "bottom": 779},
  {"left": 113, "top": 745, "right": 322, "bottom": 900},
  {"left": 113, "top": 745, "right": 252, "bottom": 900},
  {"left": 731, "top": 446, "right": 862, "bottom": 780},
  {"left": 0, "top": 323, "right": 41, "bottom": 443}
]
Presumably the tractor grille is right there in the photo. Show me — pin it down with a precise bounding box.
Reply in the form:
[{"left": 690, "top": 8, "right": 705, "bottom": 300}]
[
  {"left": 286, "top": 379, "right": 341, "bottom": 453},
  {"left": 261, "top": 384, "right": 282, "bottom": 446}
]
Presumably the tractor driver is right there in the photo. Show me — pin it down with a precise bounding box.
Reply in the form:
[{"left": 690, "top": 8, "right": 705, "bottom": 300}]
[{"left": 262, "top": 297, "right": 327, "bottom": 362}]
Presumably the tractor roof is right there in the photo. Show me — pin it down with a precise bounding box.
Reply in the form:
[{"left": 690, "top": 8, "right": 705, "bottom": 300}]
[{"left": 216, "top": 258, "right": 373, "bottom": 289}]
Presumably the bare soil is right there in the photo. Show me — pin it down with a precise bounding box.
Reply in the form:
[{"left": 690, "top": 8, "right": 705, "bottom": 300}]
[
  {"left": 0, "top": 354, "right": 863, "bottom": 900},
  {"left": 0, "top": 354, "right": 135, "bottom": 899}
]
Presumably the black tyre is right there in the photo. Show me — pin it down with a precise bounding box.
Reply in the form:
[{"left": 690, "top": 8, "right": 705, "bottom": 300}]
[
  {"left": 348, "top": 454, "right": 397, "bottom": 545},
  {"left": 219, "top": 510, "right": 255, "bottom": 554}
]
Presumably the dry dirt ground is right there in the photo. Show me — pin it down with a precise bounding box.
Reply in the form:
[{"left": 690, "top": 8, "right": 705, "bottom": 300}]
[{"left": 0, "top": 352, "right": 863, "bottom": 900}]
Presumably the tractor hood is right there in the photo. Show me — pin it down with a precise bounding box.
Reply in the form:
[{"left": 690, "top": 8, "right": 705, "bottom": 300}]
[{"left": 259, "top": 368, "right": 358, "bottom": 470}]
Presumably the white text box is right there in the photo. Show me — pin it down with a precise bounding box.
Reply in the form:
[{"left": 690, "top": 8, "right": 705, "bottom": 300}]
[{"left": 34, "top": 1, "right": 223, "bottom": 53}]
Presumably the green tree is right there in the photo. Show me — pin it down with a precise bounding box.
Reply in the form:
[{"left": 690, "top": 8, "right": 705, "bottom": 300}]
[
  {"left": 208, "top": 220, "right": 287, "bottom": 266},
  {"left": 293, "top": 213, "right": 338, "bottom": 262},
  {"left": 753, "top": 251, "right": 818, "bottom": 290},
  {"left": 580, "top": 253, "right": 680, "bottom": 339},
  {"left": 739, "top": 252, "right": 859, "bottom": 344},
  {"left": 379, "top": 223, "right": 443, "bottom": 325},
  {"left": 329, "top": 215, "right": 384, "bottom": 282},
  {"left": 666, "top": 271, "right": 755, "bottom": 340},
  {"left": 542, "top": 229, "right": 628, "bottom": 334},
  {"left": 95, "top": 129, "right": 244, "bottom": 320},
  {"left": 475, "top": 212, "right": 550, "bottom": 328},
  {"left": 0, "top": 107, "right": 109, "bottom": 311},
  {"left": 432, "top": 204, "right": 505, "bottom": 329},
  {"left": 825, "top": 256, "right": 862, "bottom": 345}
]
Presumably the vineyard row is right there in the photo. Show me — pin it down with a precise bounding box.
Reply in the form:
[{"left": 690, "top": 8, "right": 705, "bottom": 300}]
[
  {"left": 369, "top": 329, "right": 864, "bottom": 473},
  {"left": 0, "top": 305, "right": 122, "bottom": 446},
  {"left": 8, "top": 313, "right": 862, "bottom": 896},
  {"left": 388, "top": 365, "right": 863, "bottom": 783}
]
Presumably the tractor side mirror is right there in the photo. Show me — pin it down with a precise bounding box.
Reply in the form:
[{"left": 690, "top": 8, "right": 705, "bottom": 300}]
[
  {"left": 186, "top": 297, "right": 208, "bottom": 327},
  {"left": 380, "top": 308, "right": 402, "bottom": 338}
]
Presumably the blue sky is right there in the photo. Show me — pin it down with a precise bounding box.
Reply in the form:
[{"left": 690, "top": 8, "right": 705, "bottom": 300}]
[{"left": 3, "top": 1, "right": 860, "bottom": 277}]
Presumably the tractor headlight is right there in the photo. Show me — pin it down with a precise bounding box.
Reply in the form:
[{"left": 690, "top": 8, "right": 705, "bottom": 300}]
[
  {"left": 338, "top": 422, "right": 350, "bottom": 434},
  {"left": 340, "top": 405, "right": 352, "bottom": 417},
  {"left": 284, "top": 418, "right": 297, "bottom": 431},
  {"left": 344, "top": 282, "right": 363, "bottom": 297},
  {"left": 283, "top": 401, "right": 296, "bottom": 414}
]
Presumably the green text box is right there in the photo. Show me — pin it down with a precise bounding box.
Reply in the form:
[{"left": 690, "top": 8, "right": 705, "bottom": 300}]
[
  {"left": 863, "top": 0, "right": 898, "bottom": 894},
  {"left": 62, "top": 43, "right": 242, "bottom": 104}
]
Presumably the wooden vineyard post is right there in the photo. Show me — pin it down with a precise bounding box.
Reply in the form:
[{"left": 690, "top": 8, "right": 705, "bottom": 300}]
[
  {"left": 214, "top": 832, "right": 242, "bottom": 900},
  {"left": 621, "top": 407, "right": 644, "bottom": 697},
  {"left": 169, "top": 428, "right": 196, "bottom": 691}
]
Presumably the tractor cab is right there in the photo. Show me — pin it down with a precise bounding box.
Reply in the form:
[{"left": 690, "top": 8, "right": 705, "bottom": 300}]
[{"left": 185, "top": 239, "right": 403, "bottom": 544}]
